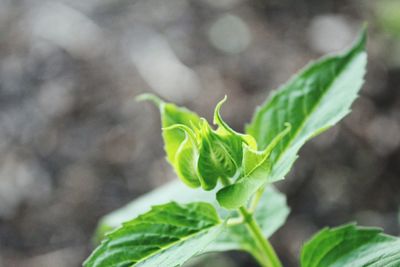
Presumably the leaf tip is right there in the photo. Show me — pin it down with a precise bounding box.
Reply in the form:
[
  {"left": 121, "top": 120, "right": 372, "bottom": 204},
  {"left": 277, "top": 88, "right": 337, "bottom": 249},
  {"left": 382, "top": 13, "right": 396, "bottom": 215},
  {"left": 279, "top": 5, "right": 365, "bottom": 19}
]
[
  {"left": 213, "top": 95, "right": 228, "bottom": 125},
  {"left": 350, "top": 24, "right": 368, "bottom": 54},
  {"left": 135, "top": 93, "right": 164, "bottom": 107},
  {"left": 359, "top": 23, "right": 367, "bottom": 47}
]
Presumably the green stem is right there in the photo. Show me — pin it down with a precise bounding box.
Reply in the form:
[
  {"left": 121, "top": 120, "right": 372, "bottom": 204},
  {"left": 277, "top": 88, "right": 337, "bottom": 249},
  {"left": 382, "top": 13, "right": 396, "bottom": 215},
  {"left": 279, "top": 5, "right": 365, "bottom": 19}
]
[
  {"left": 219, "top": 177, "right": 282, "bottom": 267},
  {"left": 238, "top": 207, "right": 282, "bottom": 267},
  {"left": 249, "top": 187, "right": 265, "bottom": 213}
]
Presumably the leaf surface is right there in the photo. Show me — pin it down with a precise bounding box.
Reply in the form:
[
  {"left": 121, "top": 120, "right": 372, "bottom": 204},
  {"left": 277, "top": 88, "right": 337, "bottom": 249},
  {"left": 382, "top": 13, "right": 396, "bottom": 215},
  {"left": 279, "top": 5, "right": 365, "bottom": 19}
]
[
  {"left": 246, "top": 29, "right": 367, "bottom": 183},
  {"left": 195, "top": 97, "right": 256, "bottom": 190},
  {"left": 94, "top": 180, "right": 289, "bottom": 258},
  {"left": 137, "top": 94, "right": 202, "bottom": 187},
  {"left": 197, "top": 119, "right": 242, "bottom": 189},
  {"left": 211, "top": 185, "right": 289, "bottom": 264},
  {"left": 166, "top": 125, "right": 202, "bottom": 188},
  {"left": 84, "top": 202, "right": 222, "bottom": 267},
  {"left": 216, "top": 124, "right": 290, "bottom": 209},
  {"left": 301, "top": 224, "right": 400, "bottom": 267}
]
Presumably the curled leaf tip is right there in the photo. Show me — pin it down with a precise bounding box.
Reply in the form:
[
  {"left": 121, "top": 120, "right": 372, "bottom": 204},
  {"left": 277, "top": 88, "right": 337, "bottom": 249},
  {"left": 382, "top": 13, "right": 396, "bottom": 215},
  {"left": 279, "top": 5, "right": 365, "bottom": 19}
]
[
  {"left": 161, "top": 124, "right": 191, "bottom": 131},
  {"left": 135, "top": 93, "right": 164, "bottom": 107},
  {"left": 162, "top": 125, "right": 180, "bottom": 131},
  {"left": 163, "top": 124, "right": 197, "bottom": 141},
  {"left": 213, "top": 95, "right": 228, "bottom": 125}
]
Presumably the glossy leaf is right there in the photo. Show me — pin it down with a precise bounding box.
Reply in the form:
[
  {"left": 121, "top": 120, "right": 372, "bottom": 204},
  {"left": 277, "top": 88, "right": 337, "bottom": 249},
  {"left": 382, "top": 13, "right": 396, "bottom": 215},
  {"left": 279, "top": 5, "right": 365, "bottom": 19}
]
[
  {"left": 196, "top": 97, "right": 257, "bottom": 190},
  {"left": 246, "top": 29, "right": 367, "bottom": 183},
  {"left": 84, "top": 202, "right": 222, "bottom": 267},
  {"left": 140, "top": 95, "right": 261, "bottom": 191},
  {"left": 301, "top": 223, "right": 400, "bottom": 267},
  {"left": 197, "top": 119, "right": 242, "bottom": 190},
  {"left": 137, "top": 94, "right": 201, "bottom": 167},
  {"left": 94, "top": 180, "right": 219, "bottom": 239},
  {"left": 137, "top": 94, "right": 202, "bottom": 187},
  {"left": 166, "top": 125, "right": 201, "bottom": 188},
  {"left": 216, "top": 124, "right": 291, "bottom": 209},
  {"left": 213, "top": 96, "right": 257, "bottom": 149},
  {"left": 94, "top": 179, "right": 289, "bottom": 259}
]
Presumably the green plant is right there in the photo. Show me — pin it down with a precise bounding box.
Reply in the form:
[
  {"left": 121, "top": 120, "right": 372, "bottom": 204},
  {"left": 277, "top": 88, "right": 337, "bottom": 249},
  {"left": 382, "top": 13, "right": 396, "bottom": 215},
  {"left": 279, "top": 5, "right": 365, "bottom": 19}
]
[{"left": 84, "top": 28, "right": 400, "bottom": 267}]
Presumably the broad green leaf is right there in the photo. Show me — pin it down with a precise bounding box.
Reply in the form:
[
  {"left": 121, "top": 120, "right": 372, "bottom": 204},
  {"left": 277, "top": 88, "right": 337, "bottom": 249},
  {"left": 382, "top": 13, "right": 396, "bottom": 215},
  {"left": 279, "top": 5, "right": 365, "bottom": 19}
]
[
  {"left": 301, "top": 223, "right": 400, "bottom": 267},
  {"left": 246, "top": 29, "right": 367, "bottom": 183},
  {"left": 137, "top": 94, "right": 201, "bottom": 167},
  {"left": 84, "top": 202, "right": 222, "bottom": 267},
  {"left": 94, "top": 179, "right": 289, "bottom": 260},
  {"left": 216, "top": 124, "right": 291, "bottom": 209},
  {"left": 94, "top": 180, "right": 219, "bottom": 239}
]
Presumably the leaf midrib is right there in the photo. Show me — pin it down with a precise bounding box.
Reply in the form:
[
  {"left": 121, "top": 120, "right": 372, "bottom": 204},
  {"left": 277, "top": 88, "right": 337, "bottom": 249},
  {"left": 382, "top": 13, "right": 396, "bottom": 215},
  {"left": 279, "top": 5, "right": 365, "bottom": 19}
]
[
  {"left": 129, "top": 222, "right": 220, "bottom": 267},
  {"left": 307, "top": 231, "right": 381, "bottom": 267},
  {"left": 268, "top": 52, "right": 362, "bottom": 169}
]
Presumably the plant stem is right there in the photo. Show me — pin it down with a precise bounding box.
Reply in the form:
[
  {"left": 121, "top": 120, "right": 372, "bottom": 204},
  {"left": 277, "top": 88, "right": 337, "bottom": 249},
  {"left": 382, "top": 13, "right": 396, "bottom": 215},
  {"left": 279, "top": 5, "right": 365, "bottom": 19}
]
[
  {"left": 238, "top": 207, "right": 282, "bottom": 267},
  {"left": 249, "top": 187, "right": 265, "bottom": 213},
  {"left": 219, "top": 176, "right": 282, "bottom": 267}
]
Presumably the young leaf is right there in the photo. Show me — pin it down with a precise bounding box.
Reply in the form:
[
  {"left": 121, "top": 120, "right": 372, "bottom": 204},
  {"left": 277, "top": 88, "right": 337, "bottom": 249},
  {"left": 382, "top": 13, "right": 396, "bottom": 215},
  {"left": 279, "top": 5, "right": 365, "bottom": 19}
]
[
  {"left": 137, "top": 94, "right": 201, "bottom": 167},
  {"left": 94, "top": 180, "right": 289, "bottom": 259},
  {"left": 137, "top": 94, "right": 202, "bottom": 188},
  {"left": 165, "top": 125, "right": 201, "bottom": 188},
  {"left": 213, "top": 96, "right": 257, "bottom": 149},
  {"left": 197, "top": 119, "right": 242, "bottom": 190},
  {"left": 246, "top": 28, "right": 367, "bottom": 183},
  {"left": 138, "top": 95, "right": 251, "bottom": 191},
  {"left": 196, "top": 98, "right": 258, "bottom": 190},
  {"left": 216, "top": 124, "right": 291, "bottom": 209},
  {"left": 84, "top": 202, "right": 222, "bottom": 267},
  {"left": 301, "top": 224, "right": 400, "bottom": 267}
]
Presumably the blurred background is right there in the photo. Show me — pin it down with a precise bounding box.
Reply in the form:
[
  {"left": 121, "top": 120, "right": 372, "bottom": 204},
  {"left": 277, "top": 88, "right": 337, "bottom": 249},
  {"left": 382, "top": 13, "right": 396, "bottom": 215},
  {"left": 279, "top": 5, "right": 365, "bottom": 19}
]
[{"left": 0, "top": 0, "right": 399, "bottom": 266}]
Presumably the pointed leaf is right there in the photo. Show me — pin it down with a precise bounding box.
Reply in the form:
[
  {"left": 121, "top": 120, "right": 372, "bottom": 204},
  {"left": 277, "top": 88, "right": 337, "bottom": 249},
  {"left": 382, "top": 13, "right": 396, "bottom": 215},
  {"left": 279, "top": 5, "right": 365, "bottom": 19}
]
[
  {"left": 84, "top": 202, "right": 222, "bottom": 267},
  {"left": 195, "top": 97, "right": 258, "bottom": 190},
  {"left": 216, "top": 124, "right": 290, "bottom": 209},
  {"left": 94, "top": 180, "right": 289, "bottom": 259},
  {"left": 137, "top": 94, "right": 201, "bottom": 166},
  {"left": 165, "top": 125, "right": 201, "bottom": 188},
  {"left": 301, "top": 223, "right": 400, "bottom": 267},
  {"left": 246, "top": 29, "right": 367, "bottom": 183},
  {"left": 214, "top": 96, "right": 257, "bottom": 149},
  {"left": 197, "top": 119, "right": 242, "bottom": 190}
]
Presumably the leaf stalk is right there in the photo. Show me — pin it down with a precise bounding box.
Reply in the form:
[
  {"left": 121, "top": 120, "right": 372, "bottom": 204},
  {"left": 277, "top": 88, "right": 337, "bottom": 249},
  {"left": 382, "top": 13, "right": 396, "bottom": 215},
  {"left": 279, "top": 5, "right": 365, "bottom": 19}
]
[
  {"left": 220, "top": 176, "right": 282, "bottom": 267},
  {"left": 238, "top": 207, "right": 282, "bottom": 267}
]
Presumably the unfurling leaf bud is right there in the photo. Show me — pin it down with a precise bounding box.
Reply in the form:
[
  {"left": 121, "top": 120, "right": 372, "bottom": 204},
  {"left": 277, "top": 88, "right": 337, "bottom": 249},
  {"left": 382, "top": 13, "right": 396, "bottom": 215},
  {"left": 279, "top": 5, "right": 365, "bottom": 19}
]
[{"left": 139, "top": 94, "right": 258, "bottom": 191}]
